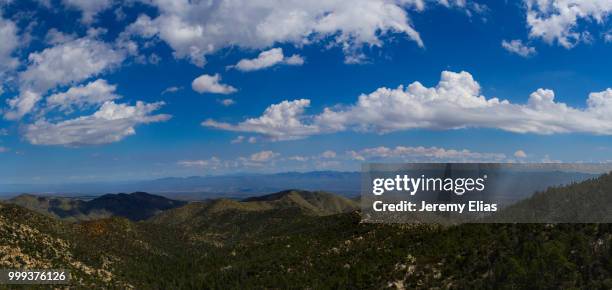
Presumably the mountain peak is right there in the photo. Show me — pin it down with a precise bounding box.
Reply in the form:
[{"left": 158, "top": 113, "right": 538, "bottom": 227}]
[{"left": 243, "top": 189, "right": 358, "bottom": 215}]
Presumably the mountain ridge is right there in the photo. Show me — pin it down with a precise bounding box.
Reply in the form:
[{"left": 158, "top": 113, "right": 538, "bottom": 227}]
[
  {"left": 1, "top": 175, "right": 612, "bottom": 288},
  {"left": 7, "top": 192, "right": 187, "bottom": 221}
]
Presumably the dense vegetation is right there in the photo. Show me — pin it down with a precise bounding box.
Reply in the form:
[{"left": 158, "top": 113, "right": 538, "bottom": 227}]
[
  {"left": 1, "top": 183, "right": 610, "bottom": 289},
  {"left": 493, "top": 172, "right": 612, "bottom": 223}
]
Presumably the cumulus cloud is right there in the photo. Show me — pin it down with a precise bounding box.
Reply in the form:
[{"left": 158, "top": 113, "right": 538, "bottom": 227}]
[
  {"left": 501, "top": 39, "right": 536, "bottom": 57},
  {"left": 232, "top": 48, "right": 304, "bottom": 71},
  {"left": 205, "top": 71, "right": 612, "bottom": 140},
  {"left": 514, "top": 150, "right": 527, "bottom": 158},
  {"left": 121, "top": 0, "right": 436, "bottom": 66},
  {"left": 317, "top": 72, "right": 612, "bottom": 135},
  {"left": 20, "top": 37, "right": 125, "bottom": 93},
  {"left": 62, "top": 0, "right": 113, "bottom": 23},
  {"left": 203, "top": 99, "right": 319, "bottom": 140},
  {"left": 347, "top": 145, "right": 507, "bottom": 162},
  {"left": 4, "top": 90, "right": 42, "bottom": 121},
  {"left": 45, "top": 79, "right": 120, "bottom": 113},
  {"left": 249, "top": 150, "right": 279, "bottom": 162},
  {"left": 5, "top": 36, "right": 126, "bottom": 120},
  {"left": 192, "top": 74, "right": 237, "bottom": 94},
  {"left": 24, "top": 101, "right": 170, "bottom": 146},
  {"left": 525, "top": 0, "right": 612, "bottom": 48}
]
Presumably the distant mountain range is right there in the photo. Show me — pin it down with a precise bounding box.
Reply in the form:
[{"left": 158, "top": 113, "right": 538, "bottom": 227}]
[
  {"left": 0, "top": 171, "right": 362, "bottom": 198},
  {"left": 0, "top": 170, "right": 600, "bottom": 201}
]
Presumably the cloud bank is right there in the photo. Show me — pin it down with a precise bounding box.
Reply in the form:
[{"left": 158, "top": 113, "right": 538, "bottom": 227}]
[
  {"left": 204, "top": 71, "right": 612, "bottom": 139},
  {"left": 176, "top": 145, "right": 511, "bottom": 172},
  {"left": 123, "top": 0, "right": 437, "bottom": 66}
]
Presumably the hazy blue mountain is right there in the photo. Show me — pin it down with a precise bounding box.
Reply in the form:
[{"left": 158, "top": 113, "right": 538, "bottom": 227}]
[
  {"left": 0, "top": 170, "right": 599, "bottom": 202},
  {"left": 0, "top": 171, "right": 362, "bottom": 198}
]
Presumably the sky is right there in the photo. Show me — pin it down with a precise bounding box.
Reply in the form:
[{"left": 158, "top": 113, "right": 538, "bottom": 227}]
[{"left": 0, "top": 0, "right": 611, "bottom": 183}]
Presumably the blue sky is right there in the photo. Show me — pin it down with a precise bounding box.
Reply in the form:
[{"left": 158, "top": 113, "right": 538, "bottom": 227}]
[{"left": 0, "top": 0, "right": 611, "bottom": 183}]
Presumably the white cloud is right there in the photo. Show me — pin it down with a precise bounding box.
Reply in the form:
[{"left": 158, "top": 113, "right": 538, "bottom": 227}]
[
  {"left": 4, "top": 90, "right": 42, "bottom": 121},
  {"left": 514, "top": 150, "right": 527, "bottom": 158},
  {"left": 218, "top": 98, "right": 236, "bottom": 106},
  {"left": 501, "top": 39, "right": 536, "bottom": 57},
  {"left": 249, "top": 150, "right": 279, "bottom": 162},
  {"left": 192, "top": 74, "right": 237, "bottom": 94},
  {"left": 177, "top": 150, "right": 283, "bottom": 171},
  {"left": 44, "top": 28, "right": 77, "bottom": 45},
  {"left": 205, "top": 71, "right": 612, "bottom": 139},
  {"left": 231, "top": 135, "right": 246, "bottom": 144},
  {"left": 0, "top": 146, "right": 9, "bottom": 153},
  {"left": 161, "top": 86, "right": 182, "bottom": 95},
  {"left": 288, "top": 155, "right": 309, "bottom": 162},
  {"left": 347, "top": 146, "right": 507, "bottom": 162},
  {"left": 605, "top": 30, "right": 612, "bottom": 42},
  {"left": 317, "top": 72, "right": 612, "bottom": 135},
  {"left": 284, "top": 54, "right": 305, "bottom": 65},
  {"left": 19, "top": 37, "right": 125, "bottom": 93},
  {"left": 175, "top": 145, "right": 512, "bottom": 173},
  {"left": 321, "top": 150, "right": 337, "bottom": 158},
  {"left": 0, "top": 15, "right": 19, "bottom": 76},
  {"left": 46, "top": 79, "right": 120, "bottom": 112},
  {"left": 525, "top": 0, "right": 612, "bottom": 48},
  {"left": 123, "top": 0, "right": 435, "bottom": 66},
  {"left": 5, "top": 36, "right": 126, "bottom": 120},
  {"left": 230, "top": 135, "right": 256, "bottom": 144},
  {"left": 62, "top": 0, "right": 113, "bottom": 23},
  {"left": 24, "top": 101, "right": 170, "bottom": 146},
  {"left": 177, "top": 157, "right": 222, "bottom": 169},
  {"left": 232, "top": 48, "right": 304, "bottom": 71},
  {"left": 203, "top": 99, "right": 319, "bottom": 140}
]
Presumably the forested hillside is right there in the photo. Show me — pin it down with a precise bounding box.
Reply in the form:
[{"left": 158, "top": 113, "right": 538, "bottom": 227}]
[{"left": 1, "top": 180, "right": 611, "bottom": 289}]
